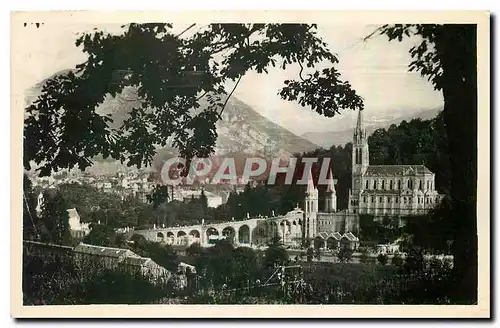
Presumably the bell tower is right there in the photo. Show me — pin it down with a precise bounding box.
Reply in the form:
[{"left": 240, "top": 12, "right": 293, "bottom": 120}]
[
  {"left": 350, "top": 109, "right": 369, "bottom": 213},
  {"left": 304, "top": 167, "right": 318, "bottom": 240},
  {"left": 324, "top": 169, "right": 337, "bottom": 213}
]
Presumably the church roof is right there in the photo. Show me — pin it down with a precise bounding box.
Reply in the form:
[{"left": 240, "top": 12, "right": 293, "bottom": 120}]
[
  {"left": 343, "top": 232, "right": 359, "bottom": 242},
  {"left": 364, "top": 165, "right": 433, "bottom": 176},
  {"left": 317, "top": 231, "right": 342, "bottom": 240},
  {"left": 67, "top": 208, "right": 80, "bottom": 219},
  {"left": 361, "top": 189, "right": 403, "bottom": 195}
]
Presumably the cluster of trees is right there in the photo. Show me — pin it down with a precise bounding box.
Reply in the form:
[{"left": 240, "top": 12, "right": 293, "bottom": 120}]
[
  {"left": 358, "top": 195, "right": 454, "bottom": 254},
  {"left": 59, "top": 183, "right": 155, "bottom": 228},
  {"left": 23, "top": 175, "right": 73, "bottom": 246}
]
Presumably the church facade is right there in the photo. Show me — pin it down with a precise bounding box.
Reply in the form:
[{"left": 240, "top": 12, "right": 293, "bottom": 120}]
[
  {"left": 347, "top": 109, "right": 444, "bottom": 217},
  {"left": 303, "top": 109, "right": 444, "bottom": 243}
]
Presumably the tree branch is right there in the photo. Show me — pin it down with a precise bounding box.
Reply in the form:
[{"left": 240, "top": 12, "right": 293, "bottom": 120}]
[
  {"left": 195, "top": 90, "right": 209, "bottom": 101},
  {"left": 176, "top": 23, "right": 196, "bottom": 38},
  {"left": 363, "top": 26, "right": 384, "bottom": 43},
  {"left": 298, "top": 61, "right": 306, "bottom": 82},
  {"left": 219, "top": 75, "right": 243, "bottom": 117}
]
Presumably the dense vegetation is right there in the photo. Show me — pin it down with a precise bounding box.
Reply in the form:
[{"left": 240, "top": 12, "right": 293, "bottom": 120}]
[
  {"left": 23, "top": 252, "right": 172, "bottom": 305},
  {"left": 23, "top": 234, "right": 455, "bottom": 305}
]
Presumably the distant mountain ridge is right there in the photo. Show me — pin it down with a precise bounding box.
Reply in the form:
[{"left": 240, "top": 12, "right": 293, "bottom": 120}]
[
  {"left": 25, "top": 71, "right": 319, "bottom": 175},
  {"left": 301, "top": 107, "right": 442, "bottom": 148}
]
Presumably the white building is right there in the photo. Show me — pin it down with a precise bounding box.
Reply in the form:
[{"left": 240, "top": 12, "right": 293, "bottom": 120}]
[
  {"left": 348, "top": 109, "right": 444, "bottom": 217},
  {"left": 67, "top": 208, "right": 91, "bottom": 239}
]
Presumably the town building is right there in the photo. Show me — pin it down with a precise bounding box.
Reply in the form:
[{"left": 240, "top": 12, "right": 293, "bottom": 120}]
[
  {"left": 73, "top": 243, "right": 172, "bottom": 284},
  {"left": 67, "top": 208, "right": 91, "bottom": 239}
]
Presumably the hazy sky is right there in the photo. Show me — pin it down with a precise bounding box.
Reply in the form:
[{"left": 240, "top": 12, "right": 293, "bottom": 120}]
[{"left": 16, "top": 22, "right": 443, "bottom": 135}]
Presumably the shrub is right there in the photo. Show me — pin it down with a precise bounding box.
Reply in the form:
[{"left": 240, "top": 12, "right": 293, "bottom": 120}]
[
  {"left": 404, "top": 247, "right": 425, "bottom": 273},
  {"left": 306, "top": 247, "right": 314, "bottom": 262},
  {"left": 377, "top": 253, "right": 388, "bottom": 265},
  {"left": 359, "top": 248, "right": 370, "bottom": 263},
  {"left": 337, "top": 247, "right": 353, "bottom": 263},
  {"left": 391, "top": 252, "right": 403, "bottom": 267}
]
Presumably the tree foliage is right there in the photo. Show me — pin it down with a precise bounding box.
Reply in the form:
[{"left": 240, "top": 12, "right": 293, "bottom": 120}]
[
  {"left": 377, "top": 253, "right": 388, "bottom": 266},
  {"left": 377, "top": 24, "right": 478, "bottom": 303},
  {"left": 337, "top": 247, "right": 353, "bottom": 263},
  {"left": 40, "top": 190, "right": 72, "bottom": 245},
  {"left": 83, "top": 223, "right": 117, "bottom": 247},
  {"left": 23, "top": 174, "right": 39, "bottom": 240},
  {"left": 25, "top": 23, "right": 363, "bottom": 176},
  {"left": 263, "top": 236, "right": 289, "bottom": 269}
]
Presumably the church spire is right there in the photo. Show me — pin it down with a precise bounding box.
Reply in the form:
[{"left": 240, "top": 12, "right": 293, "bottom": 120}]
[
  {"left": 354, "top": 108, "right": 365, "bottom": 138},
  {"left": 326, "top": 169, "right": 336, "bottom": 194},
  {"left": 306, "top": 166, "right": 315, "bottom": 194}
]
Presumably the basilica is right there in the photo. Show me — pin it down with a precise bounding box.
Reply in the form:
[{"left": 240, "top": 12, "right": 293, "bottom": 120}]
[{"left": 303, "top": 109, "right": 444, "bottom": 241}]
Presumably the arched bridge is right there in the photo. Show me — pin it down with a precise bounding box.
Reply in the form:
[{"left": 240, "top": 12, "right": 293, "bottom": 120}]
[{"left": 131, "top": 208, "right": 305, "bottom": 248}]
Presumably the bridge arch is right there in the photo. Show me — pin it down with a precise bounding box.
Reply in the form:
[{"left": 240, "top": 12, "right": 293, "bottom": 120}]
[
  {"left": 268, "top": 221, "right": 279, "bottom": 238},
  {"left": 222, "top": 226, "right": 236, "bottom": 244},
  {"left": 157, "top": 232, "right": 165, "bottom": 243},
  {"left": 238, "top": 225, "right": 250, "bottom": 244},
  {"left": 189, "top": 229, "right": 200, "bottom": 238},
  {"left": 206, "top": 227, "right": 220, "bottom": 245},
  {"left": 177, "top": 231, "right": 187, "bottom": 245},
  {"left": 251, "top": 225, "right": 267, "bottom": 246}
]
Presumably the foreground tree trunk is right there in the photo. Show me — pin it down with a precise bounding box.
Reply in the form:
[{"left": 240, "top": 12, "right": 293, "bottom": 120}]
[{"left": 435, "top": 24, "right": 478, "bottom": 303}]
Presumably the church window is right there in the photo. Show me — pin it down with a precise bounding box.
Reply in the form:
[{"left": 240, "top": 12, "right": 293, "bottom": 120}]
[
  {"left": 382, "top": 180, "right": 385, "bottom": 190},
  {"left": 398, "top": 180, "right": 401, "bottom": 190},
  {"left": 355, "top": 149, "right": 362, "bottom": 165},
  {"left": 426, "top": 180, "right": 430, "bottom": 190},
  {"left": 395, "top": 198, "right": 399, "bottom": 203},
  {"left": 388, "top": 197, "right": 391, "bottom": 203},
  {"left": 390, "top": 180, "right": 393, "bottom": 190},
  {"left": 403, "top": 197, "right": 407, "bottom": 203},
  {"left": 419, "top": 180, "right": 423, "bottom": 190},
  {"left": 366, "top": 180, "right": 369, "bottom": 189},
  {"left": 379, "top": 197, "right": 383, "bottom": 203},
  {"left": 363, "top": 196, "right": 367, "bottom": 203},
  {"left": 374, "top": 180, "right": 377, "bottom": 189},
  {"left": 371, "top": 196, "right": 374, "bottom": 203}
]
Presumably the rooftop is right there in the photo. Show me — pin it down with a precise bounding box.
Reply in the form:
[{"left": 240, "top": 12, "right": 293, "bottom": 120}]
[
  {"left": 364, "top": 165, "right": 434, "bottom": 176},
  {"left": 73, "top": 243, "right": 138, "bottom": 258}
]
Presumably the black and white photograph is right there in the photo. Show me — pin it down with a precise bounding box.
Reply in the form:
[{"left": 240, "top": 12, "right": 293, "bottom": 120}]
[{"left": 10, "top": 10, "right": 490, "bottom": 318}]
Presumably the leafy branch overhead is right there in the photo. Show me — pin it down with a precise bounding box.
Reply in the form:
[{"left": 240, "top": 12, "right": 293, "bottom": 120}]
[{"left": 24, "top": 23, "right": 364, "bottom": 176}]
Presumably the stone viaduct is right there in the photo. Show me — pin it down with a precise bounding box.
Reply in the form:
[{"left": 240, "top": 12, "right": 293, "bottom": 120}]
[{"left": 131, "top": 208, "right": 305, "bottom": 248}]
